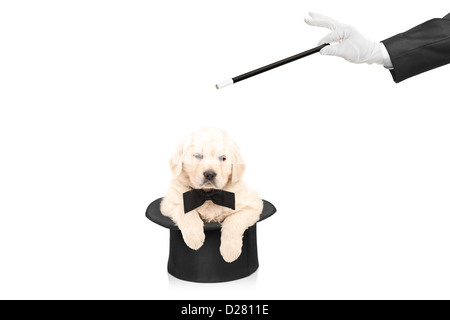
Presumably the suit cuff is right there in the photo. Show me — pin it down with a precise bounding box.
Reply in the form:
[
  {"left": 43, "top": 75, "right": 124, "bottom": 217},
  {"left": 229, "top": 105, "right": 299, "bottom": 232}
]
[{"left": 380, "top": 43, "right": 393, "bottom": 69}]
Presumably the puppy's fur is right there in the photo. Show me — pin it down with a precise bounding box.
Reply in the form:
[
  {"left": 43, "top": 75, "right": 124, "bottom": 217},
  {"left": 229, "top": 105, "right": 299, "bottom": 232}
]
[{"left": 161, "top": 127, "right": 263, "bottom": 263}]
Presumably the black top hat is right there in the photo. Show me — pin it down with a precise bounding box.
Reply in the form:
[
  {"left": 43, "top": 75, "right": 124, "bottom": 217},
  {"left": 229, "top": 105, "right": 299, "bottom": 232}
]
[{"left": 146, "top": 198, "right": 276, "bottom": 283}]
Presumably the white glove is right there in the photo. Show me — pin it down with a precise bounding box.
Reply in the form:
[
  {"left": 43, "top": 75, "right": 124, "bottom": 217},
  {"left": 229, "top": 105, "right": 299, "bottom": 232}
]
[{"left": 305, "top": 12, "right": 392, "bottom": 67}]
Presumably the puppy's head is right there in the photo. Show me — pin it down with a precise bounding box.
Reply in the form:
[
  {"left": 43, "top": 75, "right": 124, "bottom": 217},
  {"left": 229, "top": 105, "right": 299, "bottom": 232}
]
[{"left": 169, "top": 127, "right": 245, "bottom": 190}]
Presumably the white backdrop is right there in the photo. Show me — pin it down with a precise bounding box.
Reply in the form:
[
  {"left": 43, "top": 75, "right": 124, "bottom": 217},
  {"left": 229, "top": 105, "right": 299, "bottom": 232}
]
[{"left": 1, "top": 0, "right": 449, "bottom": 300}]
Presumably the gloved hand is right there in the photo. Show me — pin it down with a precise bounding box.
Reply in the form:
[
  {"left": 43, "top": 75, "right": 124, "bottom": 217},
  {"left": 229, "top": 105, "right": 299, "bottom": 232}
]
[{"left": 305, "top": 12, "right": 392, "bottom": 67}]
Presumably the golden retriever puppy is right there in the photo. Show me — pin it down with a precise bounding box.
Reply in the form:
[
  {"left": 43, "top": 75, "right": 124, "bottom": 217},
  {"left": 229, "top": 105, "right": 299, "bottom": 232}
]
[{"left": 161, "top": 127, "right": 263, "bottom": 263}]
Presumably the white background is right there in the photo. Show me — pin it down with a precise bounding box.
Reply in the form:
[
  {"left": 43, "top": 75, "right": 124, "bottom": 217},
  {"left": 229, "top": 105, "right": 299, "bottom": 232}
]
[{"left": 1, "top": 0, "right": 449, "bottom": 300}]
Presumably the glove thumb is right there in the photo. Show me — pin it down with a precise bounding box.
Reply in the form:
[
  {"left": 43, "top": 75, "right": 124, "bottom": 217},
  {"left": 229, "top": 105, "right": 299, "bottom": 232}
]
[{"left": 320, "top": 44, "right": 340, "bottom": 57}]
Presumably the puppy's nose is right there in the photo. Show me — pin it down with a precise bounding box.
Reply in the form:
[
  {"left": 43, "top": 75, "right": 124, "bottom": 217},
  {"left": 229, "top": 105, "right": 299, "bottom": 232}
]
[{"left": 203, "top": 171, "right": 217, "bottom": 180}]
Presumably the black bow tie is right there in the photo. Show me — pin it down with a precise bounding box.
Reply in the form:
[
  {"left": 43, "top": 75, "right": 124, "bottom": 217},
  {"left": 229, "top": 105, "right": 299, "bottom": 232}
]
[{"left": 183, "top": 189, "right": 235, "bottom": 213}]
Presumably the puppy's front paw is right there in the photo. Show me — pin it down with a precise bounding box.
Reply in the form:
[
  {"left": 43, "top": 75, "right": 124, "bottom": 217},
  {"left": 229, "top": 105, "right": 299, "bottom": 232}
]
[
  {"left": 220, "top": 237, "right": 243, "bottom": 263},
  {"left": 181, "top": 226, "right": 205, "bottom": 250}
]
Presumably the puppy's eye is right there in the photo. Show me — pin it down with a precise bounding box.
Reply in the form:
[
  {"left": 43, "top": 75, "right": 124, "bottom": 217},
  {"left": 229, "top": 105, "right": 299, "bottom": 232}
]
[
  {"left": 219, "top": 155, "right": 226, "bottom": 162},
  {"left": 193, "top": 153, "right": 203, "bottom": 160}
]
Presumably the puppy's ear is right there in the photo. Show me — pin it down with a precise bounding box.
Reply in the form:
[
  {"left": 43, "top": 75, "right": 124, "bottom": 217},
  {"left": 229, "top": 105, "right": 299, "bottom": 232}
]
[
  {"left": 169, "top": 139, "right": 188, "bottom": 178},
  {"left": 231, "top": 144, "right": 246, "bottom": 184}
]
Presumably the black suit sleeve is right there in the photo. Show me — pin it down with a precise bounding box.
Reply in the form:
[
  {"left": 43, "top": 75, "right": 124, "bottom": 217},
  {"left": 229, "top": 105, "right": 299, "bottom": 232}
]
[{"left": 381, "top": 13, "right": 450, "bottom": 83}]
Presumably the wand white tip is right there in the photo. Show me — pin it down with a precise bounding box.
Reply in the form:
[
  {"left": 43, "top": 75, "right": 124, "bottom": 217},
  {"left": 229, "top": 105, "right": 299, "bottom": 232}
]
[{"left": 215, "top": 79, "right": 233, "bottom": 90}]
